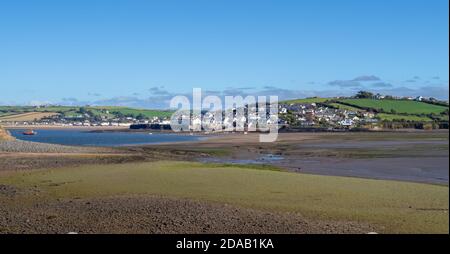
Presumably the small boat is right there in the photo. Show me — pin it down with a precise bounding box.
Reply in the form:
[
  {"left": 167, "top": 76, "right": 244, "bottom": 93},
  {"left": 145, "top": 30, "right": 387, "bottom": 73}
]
[{"left": 22, "top": 130, "right": 37, "bottom": 135}]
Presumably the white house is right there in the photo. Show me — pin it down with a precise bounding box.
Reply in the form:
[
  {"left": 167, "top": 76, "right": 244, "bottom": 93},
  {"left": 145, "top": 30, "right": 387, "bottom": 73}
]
[{"left": 339, "top": 119, "right": 354, "bottom": 127}]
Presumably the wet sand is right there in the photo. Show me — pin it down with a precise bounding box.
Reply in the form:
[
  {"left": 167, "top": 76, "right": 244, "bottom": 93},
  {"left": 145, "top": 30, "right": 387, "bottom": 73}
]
[
  {"left": 0, "top": 131, "right": 447, "bottom": 234},
  {"left": 275, "top": 157, "right": 449, "bottom": 185},
  {"left": 2, "top": 131, "right": 448, "bottom": 184},
  {"left": 164, "top": 131, "right": 449, "bottom": 185}
]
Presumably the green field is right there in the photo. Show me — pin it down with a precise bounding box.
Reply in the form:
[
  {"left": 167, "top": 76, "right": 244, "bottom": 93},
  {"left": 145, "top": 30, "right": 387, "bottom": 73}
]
[
  {"left": 338, "top": 99, "right": 448, "bottom": 115},
  {"left": 2, "top": 161, "right": 448, "bottom": 233},
  {"left": 0, "top": 112, "right": 59, "bottom": 121},
  {"left": 283, "top": 97, "right": 329, "bottom": 104},
  {"left": 0, "top": 106, "right": 173, "bottom": 119},
  {"left": 377, "top": 113, "right": 433, "bottom": 122},
  {"left": 93, "top": 106, "right": 173, "bottom": 118},
  {"left": 328, "top": 103, "right": 363, "bottom": 112},
  {"left": 0, "top": 106, "right": 73, "bottom": 113},
  {"left": 439, "top": 115, "right": 449, "bottom": 121},
  {"left": 0, "top": 112, "right": 16, "bottom": 117}
]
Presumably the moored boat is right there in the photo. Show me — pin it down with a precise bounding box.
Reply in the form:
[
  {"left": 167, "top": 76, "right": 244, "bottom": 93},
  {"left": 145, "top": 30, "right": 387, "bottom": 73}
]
[{"left": 22, "top": 130, "right": 37, "bottom": 135}]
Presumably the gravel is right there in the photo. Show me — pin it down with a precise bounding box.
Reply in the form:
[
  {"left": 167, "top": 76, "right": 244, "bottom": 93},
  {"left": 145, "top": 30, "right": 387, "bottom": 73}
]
[
  {"left": 0, "top": 140, "right": 142, "bottom": 172},
  {"left": 0, "top": 195, "right": 375, "bottom": 234},
  {"left": 0, "top": 140, "right": 109, "bottom": 153}
]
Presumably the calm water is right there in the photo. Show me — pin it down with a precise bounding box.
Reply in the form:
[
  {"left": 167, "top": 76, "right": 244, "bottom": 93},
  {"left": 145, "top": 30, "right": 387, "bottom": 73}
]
[{"left": 9, "top": 129, "right": 204, "bottom": 147}]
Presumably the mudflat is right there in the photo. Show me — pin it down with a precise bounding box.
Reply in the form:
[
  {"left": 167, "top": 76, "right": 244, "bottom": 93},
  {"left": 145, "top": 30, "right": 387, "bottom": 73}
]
[
  {"left": 0, "top": 160, "right": 448, "bottom": 234},
  {"left": 0, "top": 131, "right": 448, "bottom": 234},
  {"left": 0, "top": 194, "right": 374, "bottom": 234},
  {"left": 162, "top": 131, "right": 449, "bottom": 184}
]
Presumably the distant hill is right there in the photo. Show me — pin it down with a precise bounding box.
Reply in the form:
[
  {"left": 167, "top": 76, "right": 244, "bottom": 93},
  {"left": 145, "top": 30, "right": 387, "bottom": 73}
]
[
  {"left": 281, "top": 96, "right": 449, "bottom": 123},
  {"left": 336, "top": 99, "right": 448, "bottom": 115},
  {"left": 0, "top": 112, "right": 59, "bottom": 122},
  {"left": 0, "top": 106, "right": 173, "bottom": 120},
  {"left": 90, "top": 106, "right": 173, "bottom": 118}
]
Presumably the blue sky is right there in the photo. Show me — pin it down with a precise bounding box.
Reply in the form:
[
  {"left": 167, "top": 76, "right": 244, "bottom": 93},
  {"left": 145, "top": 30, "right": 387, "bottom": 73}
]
[{"left": 0, "top": 0, "right": 448, "bottom": 108}]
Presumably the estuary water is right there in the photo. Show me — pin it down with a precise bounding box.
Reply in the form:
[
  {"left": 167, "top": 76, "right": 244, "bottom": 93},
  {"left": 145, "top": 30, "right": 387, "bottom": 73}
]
[{"left": 9, "top": 129, "right": 203, "bottom": 147}]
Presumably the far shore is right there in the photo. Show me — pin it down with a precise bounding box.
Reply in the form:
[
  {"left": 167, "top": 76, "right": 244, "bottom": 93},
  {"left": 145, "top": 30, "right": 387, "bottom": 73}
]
[
  {"left": 4, "top": 124, "right": 449, "bottom": 133},
  {"left": 4, "top": 125, "right": 130, "bottom": 131}
]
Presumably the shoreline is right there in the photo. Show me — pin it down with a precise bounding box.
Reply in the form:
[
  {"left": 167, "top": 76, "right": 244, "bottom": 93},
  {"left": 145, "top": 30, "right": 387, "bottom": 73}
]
[
  {"left": 1, "top": 130, "right": 448, "bottom": 185},
  {"left": 5, "top": 124, "right": 449, "bottom": 133},
  {"left": 4, "top": 125, "right": 129, "bottom": 131}
]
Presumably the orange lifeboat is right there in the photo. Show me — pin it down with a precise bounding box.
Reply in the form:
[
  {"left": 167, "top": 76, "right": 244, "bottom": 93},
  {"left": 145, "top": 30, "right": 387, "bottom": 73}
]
[{"left": 23, "top": 130, "right": 37, "bottom": 135}]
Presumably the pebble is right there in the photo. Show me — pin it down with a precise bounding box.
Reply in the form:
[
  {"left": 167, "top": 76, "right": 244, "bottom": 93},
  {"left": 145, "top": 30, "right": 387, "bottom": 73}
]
[{"left": 0, "top": 140, "right": 95, "bottom": 153}]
